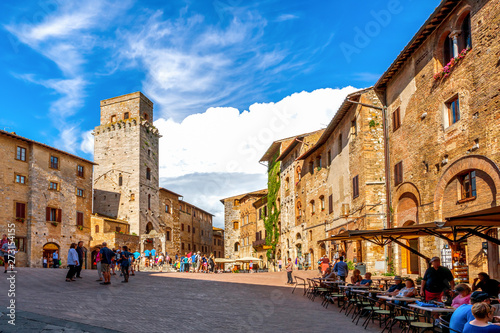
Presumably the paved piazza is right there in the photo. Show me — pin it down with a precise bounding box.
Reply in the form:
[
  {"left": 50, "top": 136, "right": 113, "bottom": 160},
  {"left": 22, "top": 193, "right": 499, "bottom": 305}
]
[{"left": 0, "top": 268, "right": 381, "bottom": 332}]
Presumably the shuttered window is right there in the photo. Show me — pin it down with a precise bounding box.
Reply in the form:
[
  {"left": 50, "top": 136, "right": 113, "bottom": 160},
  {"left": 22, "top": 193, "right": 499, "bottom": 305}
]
[
  {"left": 394, "top": 161, "right": 403, "bottom": 186},
  {"left": 393, "top": 107, "right": 401, "bottom": 131},
  {"left": 16, "top": 202, "right": 26, "bottom": 219},
  {"left": 76, "top": 212, "right": 84, "bottom": 226},
  {"left": 352, "top": 175, "right": 359, "bottom": 199},
  {"left": 46, "top": 207, "right": 62, "bottom": 222},
  {"left": 328, "top": 195, "right": 333, "bottom": 214}
]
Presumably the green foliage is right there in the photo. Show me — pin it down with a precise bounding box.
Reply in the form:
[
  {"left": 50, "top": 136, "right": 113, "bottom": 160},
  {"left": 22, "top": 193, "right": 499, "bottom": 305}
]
[
  {"left": 384, "top": 258, "right": 395, "bottom": 276},
  {"left": 265, "top": 152, "right": 281, "bottom": 261},
  {"left": 347, "top": 261, "right": 355, "bottom": 270}
]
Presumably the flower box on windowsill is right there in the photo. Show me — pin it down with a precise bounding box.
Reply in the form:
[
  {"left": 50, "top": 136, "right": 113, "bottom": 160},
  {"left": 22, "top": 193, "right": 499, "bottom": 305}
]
[
  {"left": 433, "top": 47, "right": 470, "bottom": 81},
  {"left": 51, "top": 222, "right": 58, "bottom": 227},
  {"left": 457, "top": 196, "right": 476, "bottom": 204},
  {"left": 78, "top": 225, "right": 84, "bottom": 231},
  {"left": 15, "top": 218, "right": 25, "bottom": 223}
]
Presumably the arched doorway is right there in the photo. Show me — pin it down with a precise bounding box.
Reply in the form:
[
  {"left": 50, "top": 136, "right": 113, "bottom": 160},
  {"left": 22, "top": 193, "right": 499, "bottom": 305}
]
[
  {"left": 307, "top": 249, "right": 314, "bottom": 270},
  {"left": 43, "top": 243, "right": 59, "bottom": 268},
  {"left": 402, "top": 221, "right": 419, "bottom": 274}
]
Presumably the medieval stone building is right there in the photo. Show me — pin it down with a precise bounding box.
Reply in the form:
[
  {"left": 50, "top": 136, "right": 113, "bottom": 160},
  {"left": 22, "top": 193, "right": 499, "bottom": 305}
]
[
  {"left": 374, "top": 0, "right": 500, "bottom": 280},
  {"left": 0, "top": 130, "right": 94, "bottom": 268}
]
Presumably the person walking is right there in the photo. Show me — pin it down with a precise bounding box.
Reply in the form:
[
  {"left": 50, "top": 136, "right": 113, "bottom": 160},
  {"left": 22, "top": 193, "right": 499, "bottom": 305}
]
[
  {"left": 421, "top": 256, "right": 454, "bottom": 301},
  {"left": 1, "top": 238, "right": 16, "bottom": 273},
  {"left": 95, "top": 246, "right": 103, "bottom": 282},
  {"left": 99, "top": 242, "right": 115, "bottom": 285},
  {"left": 52, "top": 250, "right": 59, "bottom": 268},
  {"left": 209, "top": 254, "right": 215, "bottom": 273},
  {"left": 75, "top": 241, "right": 84, "bottom": 278},
  {"left": 66, "top": 243, "right": 79, "bottom": 282},
  {"left": 333, "top": 256, "right": 349, "bottom": 281},
  {"left": 119, "top": 246, "right": 132, "bottom": 283},
  {"left": 286, "top": 258, "right": 294, "bottom": 284}
]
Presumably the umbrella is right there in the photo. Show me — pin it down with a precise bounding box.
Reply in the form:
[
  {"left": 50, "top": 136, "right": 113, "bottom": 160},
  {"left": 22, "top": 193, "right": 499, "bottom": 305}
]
[
  {"left": 214, "top": 258, "right": 236, "bottom": 263},
  {"left": 238, "top": 257, "right": 263, "bottom": 262},
  {"left": 133, "top": 252, "right": 140, "bottom": 259}
]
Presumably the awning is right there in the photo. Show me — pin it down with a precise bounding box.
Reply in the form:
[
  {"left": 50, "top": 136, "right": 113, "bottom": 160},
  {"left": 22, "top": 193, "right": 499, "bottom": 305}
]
[
  {"left": 237, "top": 257, "right": 263, "bottom": 262},
  {"left": 214, "top": 258, "right": 236, "bottom": 263},
  {"left": 319, "top": 208, "right": 500, "bottom": 263}
]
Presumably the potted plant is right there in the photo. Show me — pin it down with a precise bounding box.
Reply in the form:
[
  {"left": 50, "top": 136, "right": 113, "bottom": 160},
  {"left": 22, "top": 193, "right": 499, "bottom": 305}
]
[
  {"left": 51, "top": 222, "right": 58, "bottom": 227},
  {"left": 15, "top": 218, "right": 25, "bottom": 223},
  {"left": 78, "top": 225, "right": 83, "bottom": 231}
]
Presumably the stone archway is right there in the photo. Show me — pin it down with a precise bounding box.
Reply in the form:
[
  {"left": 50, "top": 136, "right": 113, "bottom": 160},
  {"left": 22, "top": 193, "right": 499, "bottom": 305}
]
[
  {"left": 43, "top": 243, "right": 59, "bottom": 268},
  {"left": 433, "top": 155, "right": 500, "bottom": 220}
]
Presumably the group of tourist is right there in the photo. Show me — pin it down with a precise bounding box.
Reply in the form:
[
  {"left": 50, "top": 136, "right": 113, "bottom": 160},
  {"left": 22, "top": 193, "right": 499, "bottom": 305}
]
[
  {"left": 172, "top": 252, "right": 216, "bottom": 273},
  {"left": 66, "top": 242, "right": 135, "bottom": 285}
]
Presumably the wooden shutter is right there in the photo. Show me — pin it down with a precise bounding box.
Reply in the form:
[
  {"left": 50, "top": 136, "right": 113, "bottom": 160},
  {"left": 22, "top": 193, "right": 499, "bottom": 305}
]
[
  {"left": 353, "top": 176, "right": 359, "bottom": 198},
  {"left": 77, "top": 212, "right": 83, "bottom": 226},
  {"left": 395, "top": 162, "right": 403, "bottom": 185},
  {"left": 46, "top": 207, "right": 51, "bottom": 221},
  {"left": 17, "top": 203, "right": 26, "bottom": 219},
  {"left": 56, "top": 209, "right": 62, "bottom": 222},
  {"left": 328, "top": 195, "right": 333, "bottom": 214}
]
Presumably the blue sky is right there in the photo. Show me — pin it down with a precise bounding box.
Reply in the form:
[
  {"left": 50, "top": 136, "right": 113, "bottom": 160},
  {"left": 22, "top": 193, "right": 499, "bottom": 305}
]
[{"left": 0, "top": 0, "right": 439, "bottom": 226}]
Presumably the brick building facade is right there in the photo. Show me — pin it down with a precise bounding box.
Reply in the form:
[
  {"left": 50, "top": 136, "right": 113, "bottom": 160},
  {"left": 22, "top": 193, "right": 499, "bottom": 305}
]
[
  {"left": 0, "top": 130, "right": 94, "bottom": 268},
  {"left": 374, "top": 0, "right": 500, "bottom": 281}
]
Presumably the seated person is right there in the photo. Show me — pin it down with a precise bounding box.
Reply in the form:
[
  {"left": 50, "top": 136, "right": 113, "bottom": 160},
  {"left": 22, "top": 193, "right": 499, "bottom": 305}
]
[
  {"left": 397, "top": 279, "right": 416, "bottom": 297},
  {"left": 387, "top": 276, "right": 405, "bottom": 295},
  {"left": 464, "top": 302, "right": 500, "bottom": 332},
  {"left": 453, "top": 284, "right": 473, "bottom": 308},
  {"left": 451, "top": 291, "right": 491, "bottom": 333},
  {"left": 322, "top": 268, "right": 336, "bottom": 280},
  {"left": 357, "top": 272, "right": 372, "bottom": 287},
  {"left": 473, "top": 273, "right": 500, "bottom": 298},
  {"left": 350, "top": 269, "right": 363, "bottom": 285}
]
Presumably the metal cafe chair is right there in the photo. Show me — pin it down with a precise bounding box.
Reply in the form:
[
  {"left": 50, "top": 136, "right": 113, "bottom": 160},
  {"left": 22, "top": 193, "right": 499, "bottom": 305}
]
[{"left": 292, "top": 276, "right": 307, "bottom": 295}]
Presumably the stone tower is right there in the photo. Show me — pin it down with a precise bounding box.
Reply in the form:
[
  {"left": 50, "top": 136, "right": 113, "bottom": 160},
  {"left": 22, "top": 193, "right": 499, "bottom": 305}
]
[{"left": 93, "top": 92, "right": 161, "bottom": 236}]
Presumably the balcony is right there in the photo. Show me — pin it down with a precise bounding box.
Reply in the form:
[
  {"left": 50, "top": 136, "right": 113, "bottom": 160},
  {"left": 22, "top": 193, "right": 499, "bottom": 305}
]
[{"left": 252, "top": 239, "right": 266, "bottom": 248}]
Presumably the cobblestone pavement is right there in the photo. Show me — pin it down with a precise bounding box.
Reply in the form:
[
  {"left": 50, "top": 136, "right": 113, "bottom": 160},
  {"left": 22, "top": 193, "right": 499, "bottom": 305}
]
[{"left": 0, "top": 268, "right": 382, "bottom": 332}]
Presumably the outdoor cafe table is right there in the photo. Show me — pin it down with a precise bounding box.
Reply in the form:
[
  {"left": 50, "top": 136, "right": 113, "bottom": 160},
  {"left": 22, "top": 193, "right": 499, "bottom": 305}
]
[
  {"left": 409, "top": 304, "right": 455, "bottom": 313},
  {"left": 352, "top": 289, "right": 386, "bottom": 294},
  {"left": 378, "top": 295, "right": 418, "bottom": 302},
  {"left": 339, "top": 285, "right": 370, "bottom": 289}
]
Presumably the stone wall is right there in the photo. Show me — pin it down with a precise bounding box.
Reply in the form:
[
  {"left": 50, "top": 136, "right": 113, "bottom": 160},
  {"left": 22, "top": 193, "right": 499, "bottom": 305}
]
[
  {"left": 0, "top": 131, "right": 93, "bottom": 268},
  {"left": 380, "top": 0, "right": 500, "bottom": 280}
]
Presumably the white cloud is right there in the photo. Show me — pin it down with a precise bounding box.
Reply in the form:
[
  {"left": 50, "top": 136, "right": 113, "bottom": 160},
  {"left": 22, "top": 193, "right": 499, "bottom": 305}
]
[
  {"left": 275, "top": 14, "right": 299, "bottom": 22},
  {"left": 160, "top": 172, "right": 268, "bottom": 228},
  {"left": 118, "top": 8, "right": 311, "bottom": 120},
  {"left": 154, "top": 86, "right": 358, "bottom": 179},
  {"left": 80, "top": 129, "right": 94, "bottom": 155}
]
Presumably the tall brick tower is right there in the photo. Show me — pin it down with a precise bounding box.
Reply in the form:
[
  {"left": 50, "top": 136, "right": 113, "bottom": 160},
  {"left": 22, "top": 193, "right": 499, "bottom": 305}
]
[{"left": 93, "top": 92, "right": 161, "bottom": 237}]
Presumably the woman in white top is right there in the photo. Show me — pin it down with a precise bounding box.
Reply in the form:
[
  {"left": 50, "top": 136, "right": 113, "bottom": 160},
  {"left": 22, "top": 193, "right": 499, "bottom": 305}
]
[
  {"left": 66, "top": 243, "right": 79, "bottom": 282},
  {"left": 397, "top": 279, "right": 416, "bottom": 297}
]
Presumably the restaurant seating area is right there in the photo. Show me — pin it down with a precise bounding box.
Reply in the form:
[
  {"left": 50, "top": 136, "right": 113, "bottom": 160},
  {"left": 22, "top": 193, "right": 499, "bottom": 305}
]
[{"left": 294, "top": 277, "right": 457, "bottom": 332}]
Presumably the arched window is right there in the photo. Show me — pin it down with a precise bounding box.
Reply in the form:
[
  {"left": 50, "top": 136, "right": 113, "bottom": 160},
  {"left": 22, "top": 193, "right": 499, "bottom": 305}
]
[
  {"left": 146, "top": 167, "right": 151, "bottom": 180},
  {"left": 95, "top": 225, "right": 99, "bottom": 233},
  {"left": 296, "top": 201, "right": 302, "bottom": 217},
  {"left": 118, "top": 174, "right": 123, "bottom": 186},
  {"left": 320, "top": 195, "right": 325, "bottom": 211},
  {"left": 234, "top": 199, "right": 240, "bottom": 206},
  {"left": 285, "top": 177, "right": 290, "bottom": 191},
  {"left": 443, "top": 35, "right": 453, "bottom": 64},
  {"left": 310, "top": 200, "right": 315, "bottom": 215},
  {"left": 296, "top": 166, "right": 302, "bottom": 181},
  {"left": 460, "top": 13, "right": 472, "bottom": 50},
  {"left": 144, "top": 113, "right": 149, "bottom": 121},
  {"left": 234, "top": 242, "right": 240, "bottom": 251},
  {"left": 233, "top": 221, "right": 239, "bottom": 230},
  {"left": 111, "top": 115, "right": 117, "bottom": 122},
  {"left": 146, "top": 222, "right": 153, "bottom": 234},
  {"left": 148, "top": 194, "right": 151, "bottom": 210}
]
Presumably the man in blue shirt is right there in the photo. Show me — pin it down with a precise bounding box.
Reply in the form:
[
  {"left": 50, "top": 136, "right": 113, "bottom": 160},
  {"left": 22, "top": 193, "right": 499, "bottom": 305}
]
[
  {"left": 450, "top": 291, "right": 490, "bottom": 332},
  {"left": 99, "top": 242, "right": 115, "bottom": 285},
  {"left": 333, "top": 256, "right": 348, "bottom": 281},
  {"left": 119, "top": 246, "right": 132, "bottom": 283}
]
